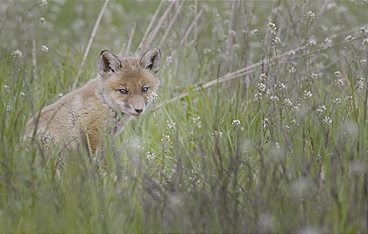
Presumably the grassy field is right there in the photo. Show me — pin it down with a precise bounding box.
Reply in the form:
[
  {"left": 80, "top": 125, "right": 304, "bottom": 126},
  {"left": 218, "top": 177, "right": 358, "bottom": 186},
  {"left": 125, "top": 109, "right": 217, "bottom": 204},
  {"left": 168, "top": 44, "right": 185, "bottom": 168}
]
[{"left": 1, "top": 0, "right": 368, "bottom": 233}]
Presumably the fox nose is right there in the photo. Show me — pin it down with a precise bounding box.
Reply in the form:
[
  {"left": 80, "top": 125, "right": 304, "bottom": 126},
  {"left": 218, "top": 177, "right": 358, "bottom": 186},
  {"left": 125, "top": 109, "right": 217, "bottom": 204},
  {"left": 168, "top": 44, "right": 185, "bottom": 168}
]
[{"left": 134, "top": 108, "right": 143, "bottom": 114}]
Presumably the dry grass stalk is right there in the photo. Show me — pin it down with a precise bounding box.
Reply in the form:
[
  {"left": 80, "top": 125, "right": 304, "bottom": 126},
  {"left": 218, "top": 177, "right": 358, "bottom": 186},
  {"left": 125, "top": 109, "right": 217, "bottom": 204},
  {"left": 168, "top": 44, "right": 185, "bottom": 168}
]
[
  {"left": 181, "top": 8, "right": 203, "bottom": 45},
  {"left": 32, "top": 39, "right": 38, "bottom": 81},
  {"left": 138, "top": 1, "right": 176, "bottom": 53},
  {"left": 136, "top": 0, "right": 164, "bottom": 53},
  {"left": 73, "top": 0, "right": 110, "bottom": 88},
  {"left": 121, "top": 25, "right": 135, "bottom": 56},
  {"left": 159, "top": 1, "right": 185, "bottom": 47}
]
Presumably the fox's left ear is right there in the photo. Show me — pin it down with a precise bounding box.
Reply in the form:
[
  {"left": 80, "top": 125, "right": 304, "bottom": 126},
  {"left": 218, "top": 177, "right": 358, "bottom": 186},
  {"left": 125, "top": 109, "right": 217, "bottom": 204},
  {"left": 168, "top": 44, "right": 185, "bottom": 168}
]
[{"left": 140, "top": 48, "right": 161, "bottom": 73}]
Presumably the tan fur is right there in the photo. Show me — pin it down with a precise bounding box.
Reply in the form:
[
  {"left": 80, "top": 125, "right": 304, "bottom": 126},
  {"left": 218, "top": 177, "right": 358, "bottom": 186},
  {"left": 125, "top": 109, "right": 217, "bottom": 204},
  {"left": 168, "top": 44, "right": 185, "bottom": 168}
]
[{"left": 24, "top": 48, "right": 161, "bottom": 154}]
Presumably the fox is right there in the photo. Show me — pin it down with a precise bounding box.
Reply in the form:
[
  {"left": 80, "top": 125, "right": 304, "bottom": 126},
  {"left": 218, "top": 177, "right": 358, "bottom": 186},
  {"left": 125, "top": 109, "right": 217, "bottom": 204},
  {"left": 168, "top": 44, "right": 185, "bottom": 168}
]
[{"left": 24, "top": 48, "right": 161, "bottom": 154}]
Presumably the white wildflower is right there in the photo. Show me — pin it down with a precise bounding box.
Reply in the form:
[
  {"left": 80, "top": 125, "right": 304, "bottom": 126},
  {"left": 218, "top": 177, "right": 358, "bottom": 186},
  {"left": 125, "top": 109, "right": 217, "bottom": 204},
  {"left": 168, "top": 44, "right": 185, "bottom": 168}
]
[
  {"left": 288, "top": 67, "right": 296, "bottom": 73},
  {"left": 20, "top": 92, "right": 25, "bottom": 97},
  {"left": 40, "top": 17, "right": 46, "bottom": 23},
  {"left": 316, "top": 105, "right": 327, "bottom": 114},
  {"left": 360, "top": 27, "right": 366, "bottom": 34},
  {"left": 145, "top": 151, "right": 156, "bottom": 160},
  {"left": 270, "top": 95, "right": 279, "bottom": 101},
  {"left": 40, "top": 0, "right": 47, "bottom": 5},
  {"left": 277, "top": 82, "right": 286, "bottom": 89},
  {"left": 255, "top": 92, "right": 263, "bottom": 100},
  {"left": 334, "top": 71, "right": 344, "bottom": 86},
  {"left": 58, "top": 93, "right": 63, "bottom": 97},
  {"left": 309, "top": 39, "right": 317, "bottom": 46},
  {"left": 151, "top": 92, "right": 158, "bottom": 100},
  {"left": 357, "top": 77, "right": 365, "bottom": 91},
  {"left": 323, "top": 116, "right": 332, "bottom": 125},
  {"left": 362, "top": 38, "right": 368, "bottom": 47},
  {"left": 166, "top": 120, "right": 176, "bottom": 129},
  {"left": 288, "top": 50, "right": 296, "bottom": 56},
  {"left": 292, "top": 104, "right": 301, "bottom": 112},
  {"left": 203, "top": 48, "right": 212, "bottom": 55},
  {"left": 311, "top": 73, "right": 319, "bottom": 80},
  {"left": 6, "top": 105, "right": 11, "bottom": 111},
  {"left": 334, "top": 71, "right": 342, "bottom": 78},
  {"left": 263, "top": 118, "right": 269, "bottom": 128},
  {"left": 304, "top": 90, "right": 312, "bottom": 99},
  {"left": 192, "top": 116, "right": 201, "bottom": 128},
  {"left": 284, "top": 124, "right": 291, "bottom": 132},
  {"left": 259, "top": 73, "right": 267, "bottom": 81},
  {"left": 41, "top": 45, "right": 48, "bottom": 52},
  {"left": 161, "top": 134, "right": 171, "bottom": 143},
  {"left": 251, "top": 28, "right": 259, "bottom": 34},
  {"left": 284, "top": 98, "right": 292, "bottom": 106},
  {"left": 335, "top": 78, "right": 344, "bottom": 86},
  {"left": 166, "top": 56, "right": 173, "bottom": 64},
  {"left": 258, "top": 83, "right": 266, "bottom": 92},
  {"left": 3, "top": 85, "right": 10, "bottom": 90},
  {"left": 11, "top": 49, "right": 22, "bottom": 58},
  {"left": 232, "top": 119, "right": 241, "bottom": 126},
  {"left": 305, "top": 11, "right": 315, "bottom": 20},
  {"left": 333, "top": 97, "right": 342, "bottom": 104},
  {"left": 267, "top": 22, "right": 277, "bottom": 31},
  {"left": 345, "top": 35, "right": 354, "bottom": 42},
  {"left": 212, "top": 131, "right": 223, "bottom": 137},
  {"left": 323, "top": 37, "right": 332, "bottom": 48},
  {"left": 272, "top": 37, "right": 281, "bottom": 46}
]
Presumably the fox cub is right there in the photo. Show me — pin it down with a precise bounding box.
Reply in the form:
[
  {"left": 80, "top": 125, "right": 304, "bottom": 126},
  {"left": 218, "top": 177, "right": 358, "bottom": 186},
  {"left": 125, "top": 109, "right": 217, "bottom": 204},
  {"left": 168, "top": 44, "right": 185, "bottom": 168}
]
[{"left": 24, "top": 48, "right": 161, "bottom": 153}]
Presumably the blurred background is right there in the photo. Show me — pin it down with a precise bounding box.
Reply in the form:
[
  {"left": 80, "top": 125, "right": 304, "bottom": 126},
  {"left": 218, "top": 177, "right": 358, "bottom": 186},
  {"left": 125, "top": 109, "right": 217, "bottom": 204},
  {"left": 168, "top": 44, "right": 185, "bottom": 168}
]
[{"left": 1, "top": 0, "right": 368, "bottom": 233}]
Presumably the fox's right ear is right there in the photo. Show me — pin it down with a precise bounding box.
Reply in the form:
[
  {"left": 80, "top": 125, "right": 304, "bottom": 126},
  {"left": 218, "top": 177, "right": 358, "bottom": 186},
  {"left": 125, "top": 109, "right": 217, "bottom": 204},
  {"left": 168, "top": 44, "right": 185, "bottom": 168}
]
[{"left": 98, "top": 50, "right": 122, "bottom": 77}]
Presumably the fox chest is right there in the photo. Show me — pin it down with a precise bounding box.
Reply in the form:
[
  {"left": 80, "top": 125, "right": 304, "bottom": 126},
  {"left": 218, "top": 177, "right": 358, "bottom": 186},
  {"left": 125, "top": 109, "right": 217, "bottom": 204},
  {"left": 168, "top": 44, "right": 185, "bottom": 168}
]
[{"left": 100, "top": 111, "right": 128, "bottom": 136}]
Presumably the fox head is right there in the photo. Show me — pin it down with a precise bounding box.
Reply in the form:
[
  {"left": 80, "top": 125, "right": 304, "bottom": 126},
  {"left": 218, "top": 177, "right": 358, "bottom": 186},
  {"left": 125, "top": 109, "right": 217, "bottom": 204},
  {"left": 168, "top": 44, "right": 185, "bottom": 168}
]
[{"left": 97, "top": 48, "right": 161, "bottom": 117}]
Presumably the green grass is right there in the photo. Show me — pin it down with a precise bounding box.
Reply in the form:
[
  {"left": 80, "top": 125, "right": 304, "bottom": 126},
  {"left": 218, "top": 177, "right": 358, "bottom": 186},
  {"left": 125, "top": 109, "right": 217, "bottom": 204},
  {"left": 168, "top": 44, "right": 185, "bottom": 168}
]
[{"left": 1, "top": 0, "right": 368, "bottom": 233}]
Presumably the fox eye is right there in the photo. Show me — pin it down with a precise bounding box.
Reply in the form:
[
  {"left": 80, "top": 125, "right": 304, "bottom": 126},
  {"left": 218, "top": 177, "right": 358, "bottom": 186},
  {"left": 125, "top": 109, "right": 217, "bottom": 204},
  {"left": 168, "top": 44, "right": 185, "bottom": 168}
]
[
  {"left": 142, "top": 86, "right": 149, "bottom": 93},
  {"left": 118, "top": 88, "right": 128, "bottom": 95}
]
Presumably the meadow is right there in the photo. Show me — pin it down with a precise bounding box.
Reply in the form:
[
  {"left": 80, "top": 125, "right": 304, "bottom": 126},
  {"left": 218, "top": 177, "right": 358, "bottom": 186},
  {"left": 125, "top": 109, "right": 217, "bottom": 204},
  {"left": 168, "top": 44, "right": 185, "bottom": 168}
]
[{"left": 1, "top": 0, "right": 368, "bottom": 233}]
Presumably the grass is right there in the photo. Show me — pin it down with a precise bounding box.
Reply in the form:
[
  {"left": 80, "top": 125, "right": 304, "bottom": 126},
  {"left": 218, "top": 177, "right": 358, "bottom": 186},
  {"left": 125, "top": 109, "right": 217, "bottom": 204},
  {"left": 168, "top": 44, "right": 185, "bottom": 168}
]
[{"left": 1, "top": 0, "right": 368, "bottom": 233}]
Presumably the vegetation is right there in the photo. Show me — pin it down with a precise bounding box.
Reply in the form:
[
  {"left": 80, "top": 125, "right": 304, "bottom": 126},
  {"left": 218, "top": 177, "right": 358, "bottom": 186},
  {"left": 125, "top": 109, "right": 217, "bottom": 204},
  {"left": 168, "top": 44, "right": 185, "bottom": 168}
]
[{"left": 1, "top": 0, "right": 368, "bottom": 233}]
